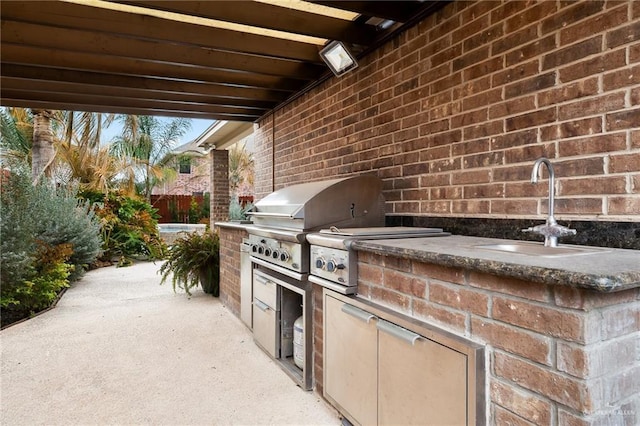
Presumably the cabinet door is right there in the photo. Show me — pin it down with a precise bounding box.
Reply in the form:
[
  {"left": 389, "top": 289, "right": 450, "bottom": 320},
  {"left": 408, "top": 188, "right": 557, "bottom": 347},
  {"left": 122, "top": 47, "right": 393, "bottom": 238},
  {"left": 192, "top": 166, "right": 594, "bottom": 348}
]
[
  {"left": 324, "top": 295, "right": 378, "bottom": 426},
  {"left": 377, "top": 320, "right": 468, "bottom": 426}
]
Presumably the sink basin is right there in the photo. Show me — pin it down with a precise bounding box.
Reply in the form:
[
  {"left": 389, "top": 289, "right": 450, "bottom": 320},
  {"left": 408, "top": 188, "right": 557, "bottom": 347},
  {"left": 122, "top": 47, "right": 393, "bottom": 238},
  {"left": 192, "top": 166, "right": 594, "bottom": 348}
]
[{"left": 475, "top": 242, "right": 609, "bottom": 258}]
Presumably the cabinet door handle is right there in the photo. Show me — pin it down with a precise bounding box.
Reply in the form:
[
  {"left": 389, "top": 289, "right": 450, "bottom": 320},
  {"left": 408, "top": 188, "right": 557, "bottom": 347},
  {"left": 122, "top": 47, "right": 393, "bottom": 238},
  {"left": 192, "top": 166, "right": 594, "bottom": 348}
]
[
  {"left": 255, "top": 276, "right": 269, "bottom": 285},
  {"left": 254, "top": 299, "right": 270, "bottom": 312},
  {"left": 377, "top": 319, "right": 421, "bottom": 345},
  {"left": 341, "top": 303, "right": 376, "bottom": 324}
]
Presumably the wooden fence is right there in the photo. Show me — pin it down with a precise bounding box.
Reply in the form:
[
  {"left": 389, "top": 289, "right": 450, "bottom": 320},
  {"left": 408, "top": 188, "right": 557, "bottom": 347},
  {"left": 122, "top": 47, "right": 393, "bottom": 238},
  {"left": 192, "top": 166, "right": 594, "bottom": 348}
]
[{"left": 151, "top": 195, "right": 205, "bottom": 224}]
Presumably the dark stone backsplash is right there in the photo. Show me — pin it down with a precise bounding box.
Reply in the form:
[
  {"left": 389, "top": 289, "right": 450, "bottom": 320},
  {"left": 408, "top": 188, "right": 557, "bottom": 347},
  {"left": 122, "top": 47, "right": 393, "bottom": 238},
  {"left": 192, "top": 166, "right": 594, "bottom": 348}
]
[{"left": 386, "top": 216, "right": 640, "bottom": 250}]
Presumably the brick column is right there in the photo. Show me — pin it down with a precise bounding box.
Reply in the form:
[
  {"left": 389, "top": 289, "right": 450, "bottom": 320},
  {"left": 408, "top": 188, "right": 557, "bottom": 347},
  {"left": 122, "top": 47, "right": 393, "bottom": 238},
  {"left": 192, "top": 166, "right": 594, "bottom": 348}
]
[
  {"left": 218, "top": 227, "right": 247, "bottom": 315},
  {"left": 210, "top": 149, "right": 229, "bottom": 224}
]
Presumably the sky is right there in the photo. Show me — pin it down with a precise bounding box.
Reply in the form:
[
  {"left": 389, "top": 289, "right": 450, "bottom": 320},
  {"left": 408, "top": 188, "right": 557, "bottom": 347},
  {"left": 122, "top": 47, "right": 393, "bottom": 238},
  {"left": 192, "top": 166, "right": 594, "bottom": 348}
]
[{"left": 100, "top": 117, "right": 215, "bottom": 148}]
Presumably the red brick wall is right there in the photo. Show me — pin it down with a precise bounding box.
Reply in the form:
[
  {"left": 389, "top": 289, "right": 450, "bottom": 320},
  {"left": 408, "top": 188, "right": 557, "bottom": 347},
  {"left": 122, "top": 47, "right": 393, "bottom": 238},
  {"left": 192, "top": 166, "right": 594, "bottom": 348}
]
[
  {"left": 218, "top": 227, "right": 246, "bottom": 316},
  {"left": 254, "top": 0, "right": 640, "bottom": 221},
  {"left": 210, "top": 149, "right": 230, "bottom": 223},
  {"left": 253, "top": 120, "right": 274, "bottom": 197},
  {"left": 151, "top": 156, "right": 209, "bottom": 196},
  {"left": 357, "top": 251, "right": 640, "bottom": 425}
]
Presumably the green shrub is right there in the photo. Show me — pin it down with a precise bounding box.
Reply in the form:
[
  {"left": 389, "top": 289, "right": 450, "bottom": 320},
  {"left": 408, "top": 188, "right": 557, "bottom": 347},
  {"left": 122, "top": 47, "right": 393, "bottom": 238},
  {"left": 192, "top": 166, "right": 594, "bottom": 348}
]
[
  {"left": 0, "top": 171, "right": 101, "bottom": 318},
  {"left": 36, "top": 193, "right": 103, "bottom": 280},
  {"left": 168, "top": 197, "right": 180, "bottom": 222},
  {"left": 19, "top": 262, "right": 73, "bottom": 311},
  {"left": 188, "top": 197, "right": 201, "bottom": 224},
  {"left": 83, "top": 190, "right": 166, "bottom": 262},
  {"left": 15, "top": 242, "right": 74, "bottom": 311},
  {"left": 201, "top": 192, "right": 210, "bottom": 221},
  {"left": 229, "top": 198, "right": 254, "bottom": 221}
]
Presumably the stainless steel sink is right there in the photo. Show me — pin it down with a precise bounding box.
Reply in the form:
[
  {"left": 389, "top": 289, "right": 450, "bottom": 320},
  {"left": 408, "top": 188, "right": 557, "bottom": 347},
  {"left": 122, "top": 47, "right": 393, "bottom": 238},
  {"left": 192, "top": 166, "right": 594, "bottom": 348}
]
[{"left": 474, "top": 242, "right": 609, "bottom": 257}]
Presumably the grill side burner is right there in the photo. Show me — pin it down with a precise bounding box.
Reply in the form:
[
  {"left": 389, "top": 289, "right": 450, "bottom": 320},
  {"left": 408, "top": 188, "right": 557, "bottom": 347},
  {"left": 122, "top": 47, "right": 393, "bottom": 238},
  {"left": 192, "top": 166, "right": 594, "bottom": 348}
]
[{"left": 308, "top": 227, "right": 450, "bottom": 294}]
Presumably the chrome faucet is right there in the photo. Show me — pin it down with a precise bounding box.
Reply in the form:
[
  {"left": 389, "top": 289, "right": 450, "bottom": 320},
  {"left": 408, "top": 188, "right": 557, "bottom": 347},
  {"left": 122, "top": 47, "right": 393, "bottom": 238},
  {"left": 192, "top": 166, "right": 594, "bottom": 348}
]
[{"left": 523, "top": 157, "right": 576, "bottom": 247}]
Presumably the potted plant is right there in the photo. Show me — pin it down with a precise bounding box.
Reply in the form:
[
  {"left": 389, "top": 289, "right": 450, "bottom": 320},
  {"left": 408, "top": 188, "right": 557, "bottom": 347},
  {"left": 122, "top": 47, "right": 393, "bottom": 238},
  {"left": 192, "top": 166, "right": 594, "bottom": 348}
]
[{"left": 159, "top": 230, "right": 220, "bottom": 296}]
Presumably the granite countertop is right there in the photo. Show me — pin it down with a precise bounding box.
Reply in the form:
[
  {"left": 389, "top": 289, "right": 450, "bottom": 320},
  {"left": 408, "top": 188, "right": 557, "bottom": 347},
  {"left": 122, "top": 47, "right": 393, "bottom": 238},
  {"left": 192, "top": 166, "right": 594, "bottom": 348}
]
[{"left": 350, "top": 235, "right": 640, "bottom": 293}]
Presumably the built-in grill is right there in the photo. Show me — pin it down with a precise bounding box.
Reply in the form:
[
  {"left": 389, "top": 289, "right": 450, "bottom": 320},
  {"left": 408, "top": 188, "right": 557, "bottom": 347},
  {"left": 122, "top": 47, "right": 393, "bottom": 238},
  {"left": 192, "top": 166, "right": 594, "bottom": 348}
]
[{"left": 245, "top": 175, "right": 386, "bottom": 390}]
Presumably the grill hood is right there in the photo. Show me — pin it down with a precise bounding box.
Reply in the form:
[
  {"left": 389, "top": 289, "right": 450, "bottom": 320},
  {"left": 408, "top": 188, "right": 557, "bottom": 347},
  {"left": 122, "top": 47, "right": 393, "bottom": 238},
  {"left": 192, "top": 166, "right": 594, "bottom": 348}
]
[{"left": 247, "top": 175, "right": 385, "bottom": 231}]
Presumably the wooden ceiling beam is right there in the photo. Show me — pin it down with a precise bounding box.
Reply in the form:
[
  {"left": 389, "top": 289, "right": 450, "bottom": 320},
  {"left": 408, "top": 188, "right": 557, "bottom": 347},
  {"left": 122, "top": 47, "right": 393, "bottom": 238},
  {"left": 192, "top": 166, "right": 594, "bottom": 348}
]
[
  {"left": 1, "top": 77, "right": 273, "bottom": 112},
  {"left": 0, "top": 98, "right": 261, "bottom": 121},
  {"left": 0, "top": 44, "right": 300, "bottom": 94},
  {"left": 1, "top": 88, "right": 264, "bottom": 117},
  {"left": 1, "top": 20, "right": 325, "bottom": 79},
  {"left": 122, "top": 0, "right": 377, "bottom": 45},
  {"left": 1, "top": 1, "right": 323, "bottom": 63},
  {"left": 0, "top": 63, "right": 288, "bottom": 104}
]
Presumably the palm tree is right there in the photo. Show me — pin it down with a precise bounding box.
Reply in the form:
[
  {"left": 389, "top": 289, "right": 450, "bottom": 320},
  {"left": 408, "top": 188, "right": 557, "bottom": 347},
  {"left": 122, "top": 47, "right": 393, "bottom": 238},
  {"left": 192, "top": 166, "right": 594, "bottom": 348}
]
[
  {"left": 0, "top": 107, "right": 33, "bottom": 169},
  {"left": 30, "top": 109, "right": 56, "bottom": 184},
  {"left": 59, "top": 111, "right": 115, "bottom": 150},
  {"left": 111, "top": 115, "right": 191, "bottom": 200},
  {"left": 52, "top": 111, "right": 132, "bottom": 194},
  {"left": 1, "top": 108, "right": 129, "bottom": 193}
]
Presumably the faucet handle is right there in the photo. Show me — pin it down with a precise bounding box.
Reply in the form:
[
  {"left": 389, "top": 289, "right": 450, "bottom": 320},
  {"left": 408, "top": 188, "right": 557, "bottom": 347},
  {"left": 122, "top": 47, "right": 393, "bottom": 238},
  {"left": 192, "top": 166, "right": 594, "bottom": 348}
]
[
  {"left": 551, "top": 224, "right": 577, "bottom": 237},
  {"left": 522, "top": 224, "right": 576, "bottom": 238}
]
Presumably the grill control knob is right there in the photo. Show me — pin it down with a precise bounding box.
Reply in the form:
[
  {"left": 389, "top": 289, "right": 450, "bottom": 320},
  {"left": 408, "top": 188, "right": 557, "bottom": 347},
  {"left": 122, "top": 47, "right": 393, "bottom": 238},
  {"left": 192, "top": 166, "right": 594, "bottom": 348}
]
[
  {"left": 264, "top": 247, "right": 272, "bottom": 257},
  {"left": 279, "top": 250, "right": 290, "bottom": 262},
  {"left": 315, "top": 257, "right": 326, "bottom": 269},
  {"left": 271, "top": 249, "right": 279, "bottom": 260},
  {"left": 257, "top": 245, "right": 265, "bottom": 255},
  {"left": 327, "top": 259, "right": 345, "bottom": 272},
  {"left": 251, "top": 244, "right": 258, "bottom": 253}
]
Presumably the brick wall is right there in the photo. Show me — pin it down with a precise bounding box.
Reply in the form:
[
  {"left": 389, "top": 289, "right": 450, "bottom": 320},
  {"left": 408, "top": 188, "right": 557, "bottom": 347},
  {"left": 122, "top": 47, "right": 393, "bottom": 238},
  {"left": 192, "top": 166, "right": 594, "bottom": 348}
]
[
  {"left": 210, "top": 149, "right": 230, "bottom": 223},
  {"left": 356, "top": 251, "right": 640, "bottom": 425},
  {"left": 218, "top": 227, "right": 247, "bottom": 316},
  {"left": 253, "top": 120, "right": 274, "bottom": 197},
  {"left": 151, "top": 156, "right": 209, "bottom": 196},
  {"left": 254, "top": 0, "right": 640, "bottom": 221}
]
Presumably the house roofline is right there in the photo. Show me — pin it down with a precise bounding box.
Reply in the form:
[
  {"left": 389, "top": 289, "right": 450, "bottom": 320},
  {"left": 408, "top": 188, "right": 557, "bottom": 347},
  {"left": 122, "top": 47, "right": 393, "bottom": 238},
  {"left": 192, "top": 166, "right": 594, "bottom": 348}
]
[{"left": 194, "top": 120, "right": 253, "bottom": 151}]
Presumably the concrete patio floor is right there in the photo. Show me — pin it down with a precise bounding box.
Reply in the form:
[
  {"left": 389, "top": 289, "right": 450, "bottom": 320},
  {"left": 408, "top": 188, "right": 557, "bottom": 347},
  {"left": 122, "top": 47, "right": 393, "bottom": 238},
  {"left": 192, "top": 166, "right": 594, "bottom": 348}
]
[{"left": 1, "top": 261, "right": 340, "bottom": 425}]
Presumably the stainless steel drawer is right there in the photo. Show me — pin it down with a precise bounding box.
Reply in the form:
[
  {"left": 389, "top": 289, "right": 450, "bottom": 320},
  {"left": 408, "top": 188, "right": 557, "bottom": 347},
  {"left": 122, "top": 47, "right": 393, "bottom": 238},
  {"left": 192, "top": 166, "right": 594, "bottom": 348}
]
[
  {"left": 253, "top": 270, "right": 277, "bottom": 309},
  {"left": 253, "top": 298, "right": 278, "bottom": 358}
]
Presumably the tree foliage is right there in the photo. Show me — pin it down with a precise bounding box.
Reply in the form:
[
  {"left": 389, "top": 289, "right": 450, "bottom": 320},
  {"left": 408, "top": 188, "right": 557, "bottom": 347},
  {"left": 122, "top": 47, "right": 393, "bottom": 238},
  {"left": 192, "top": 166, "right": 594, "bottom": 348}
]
[
  {"left": 0, "top": 107, "right": 33, "bottom": 168},
  {"left": 111, "top": 115, "right": 191, "bottom": 200},
  {"left": 228, "top": 141, "right": 254, "bottom": 196}
]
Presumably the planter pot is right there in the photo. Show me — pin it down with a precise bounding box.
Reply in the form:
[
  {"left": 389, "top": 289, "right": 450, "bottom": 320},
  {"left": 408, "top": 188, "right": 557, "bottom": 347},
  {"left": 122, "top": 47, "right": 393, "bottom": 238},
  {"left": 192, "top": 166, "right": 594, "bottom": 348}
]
[{"left": 199, "top": 265, "right": 219, "bottom": 297}]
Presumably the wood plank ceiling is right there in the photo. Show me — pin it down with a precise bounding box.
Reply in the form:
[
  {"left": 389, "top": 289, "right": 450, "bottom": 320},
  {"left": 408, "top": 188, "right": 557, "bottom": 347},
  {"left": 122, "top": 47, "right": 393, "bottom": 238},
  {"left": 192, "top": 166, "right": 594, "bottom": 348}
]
[{"left": 0, "top": 0, "right": 446, "bottom": 122}]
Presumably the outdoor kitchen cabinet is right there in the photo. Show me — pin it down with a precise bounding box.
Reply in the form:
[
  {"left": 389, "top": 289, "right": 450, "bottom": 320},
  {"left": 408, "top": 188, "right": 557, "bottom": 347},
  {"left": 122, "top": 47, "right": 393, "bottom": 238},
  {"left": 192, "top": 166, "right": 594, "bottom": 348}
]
[
  {"left": 323, "top": 290, "right": 484, "bottom": 426},
  {"left": 324, "top": 293, "right": 378, "bottom": 425}
]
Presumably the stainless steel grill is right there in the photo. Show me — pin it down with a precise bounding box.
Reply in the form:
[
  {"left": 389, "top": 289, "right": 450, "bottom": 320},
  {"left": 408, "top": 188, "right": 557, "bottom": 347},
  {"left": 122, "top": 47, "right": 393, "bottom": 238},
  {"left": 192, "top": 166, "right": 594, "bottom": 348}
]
[
  {"left": 246, "top": 175, "right": 387, "bottom": 391},
  {"left": 246, "top": 174, "right": 385, "bottom": 233}
]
